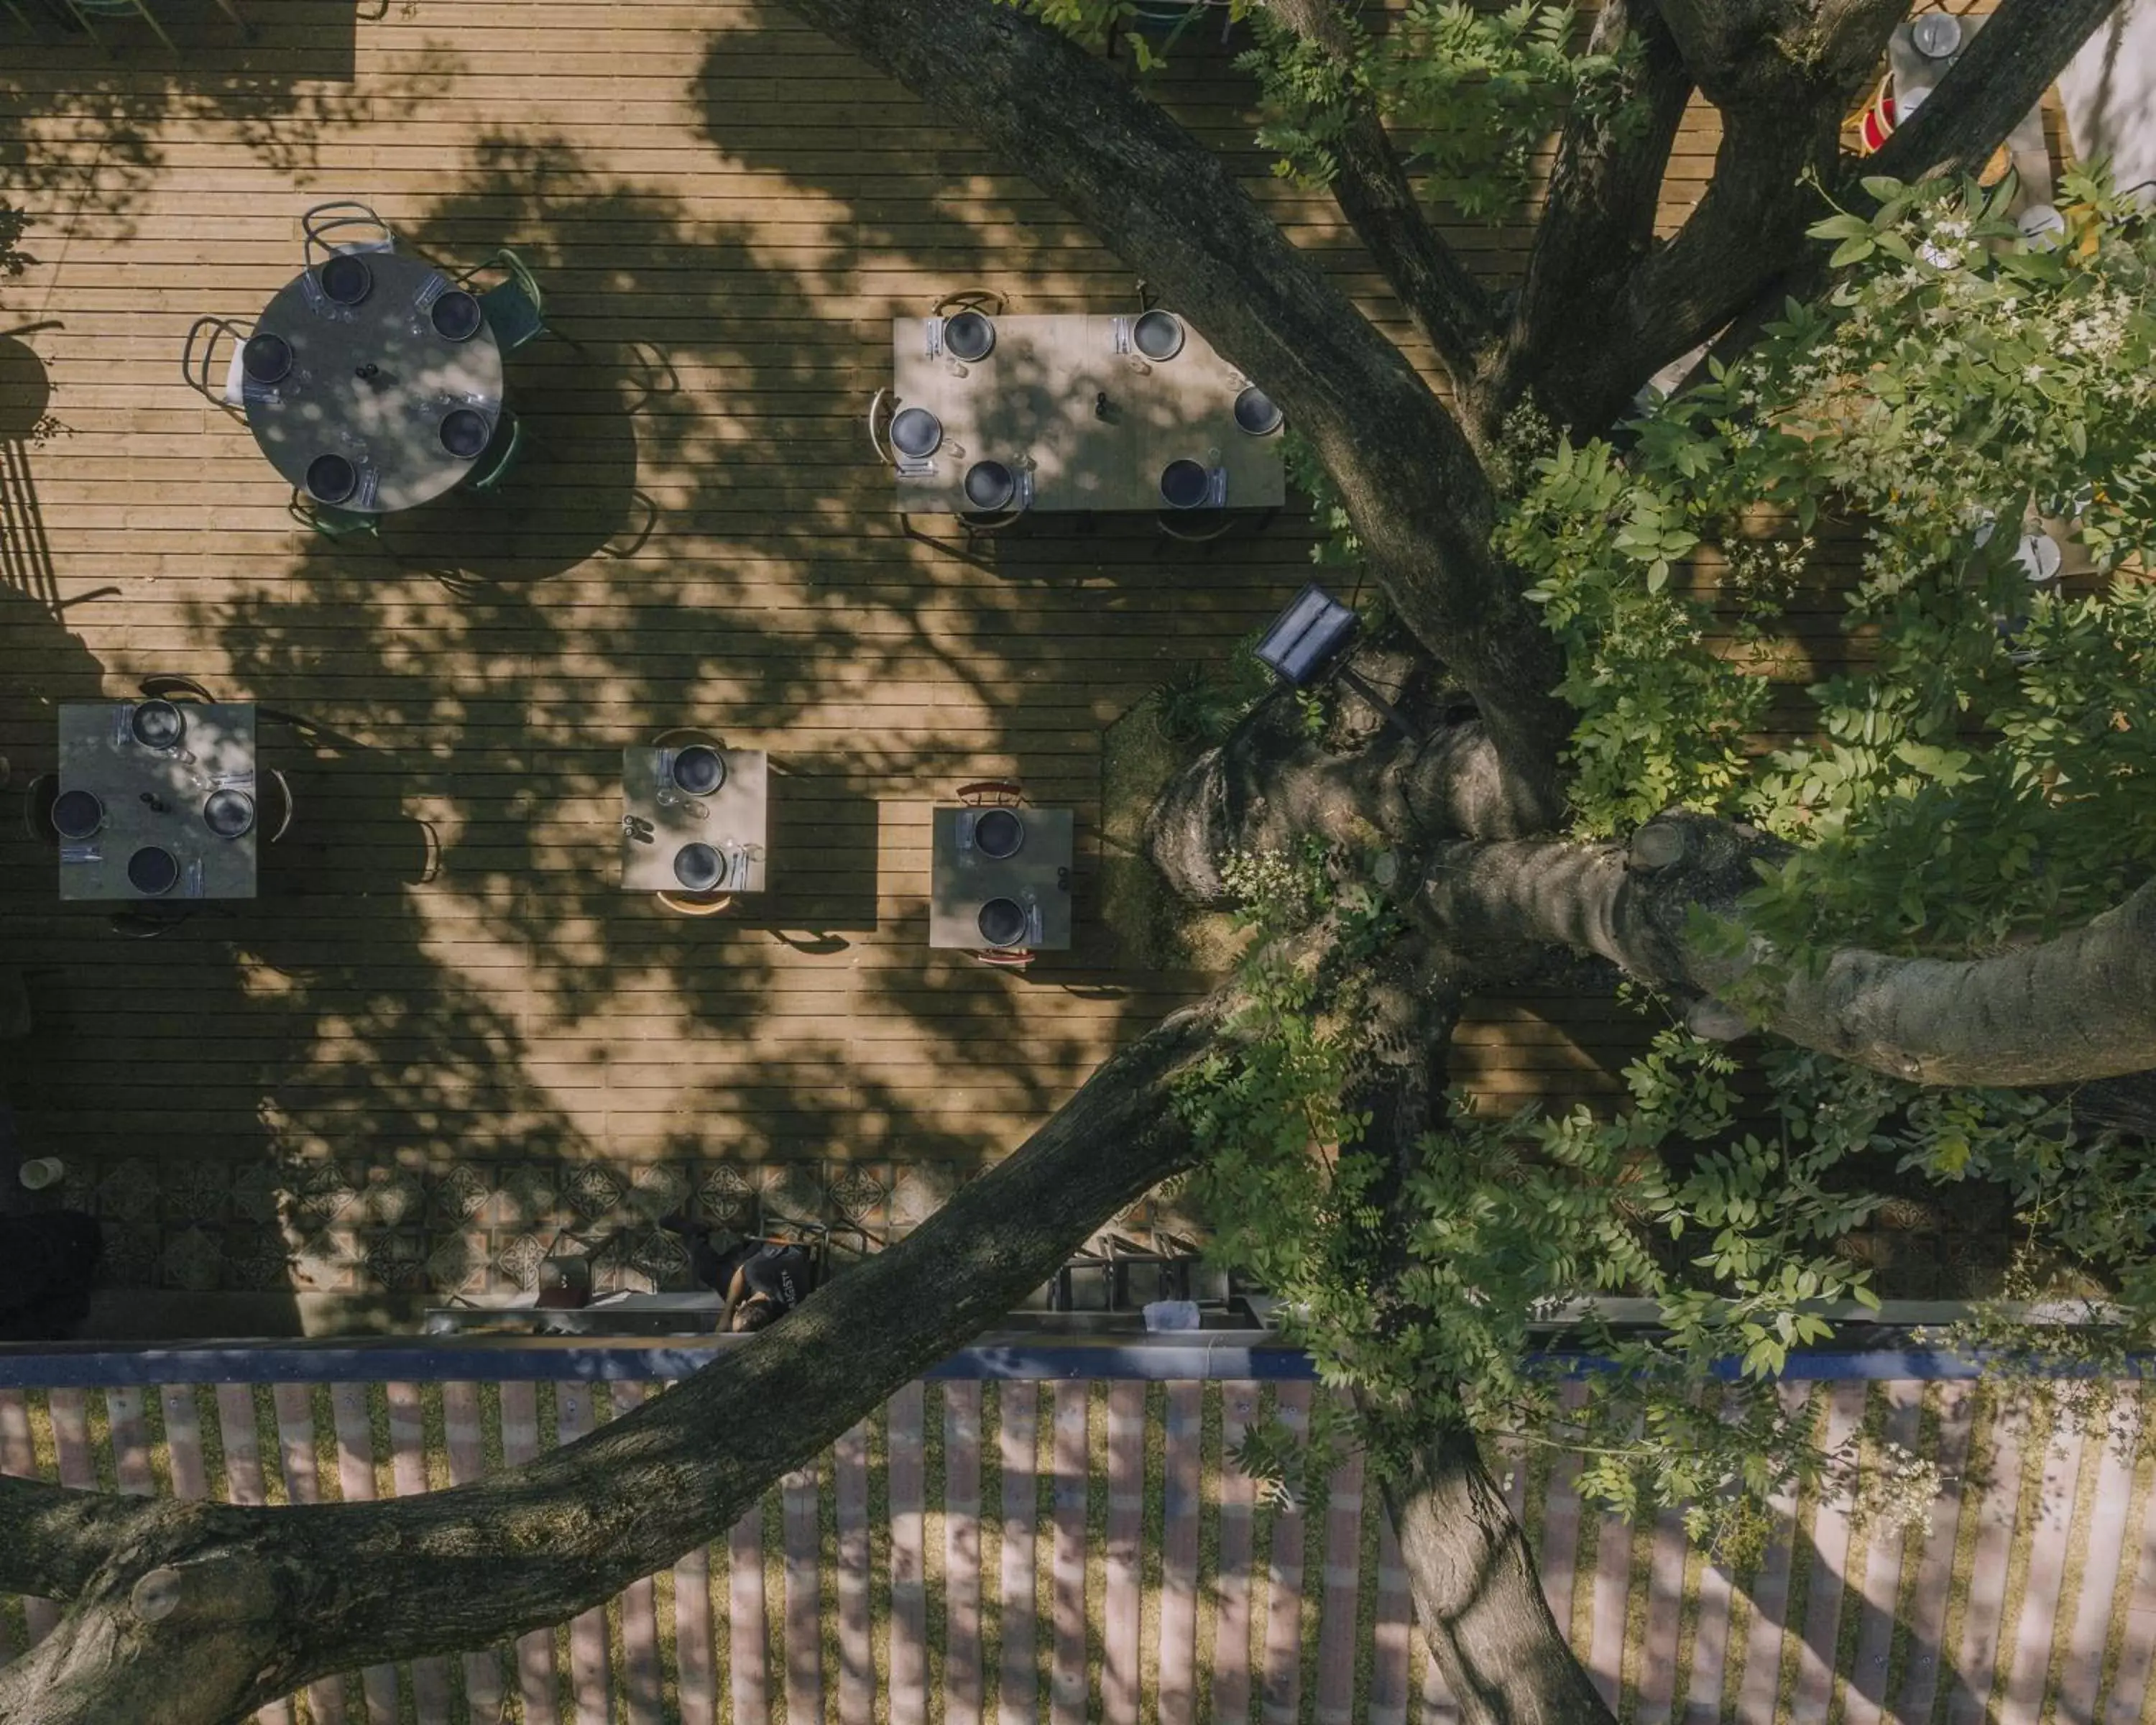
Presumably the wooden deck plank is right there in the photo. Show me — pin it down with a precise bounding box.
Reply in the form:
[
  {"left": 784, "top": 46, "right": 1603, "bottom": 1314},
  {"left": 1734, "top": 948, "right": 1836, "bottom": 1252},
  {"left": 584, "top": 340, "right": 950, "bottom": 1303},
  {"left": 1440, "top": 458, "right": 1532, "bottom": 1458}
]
[
  {"left": 996, "top": 1380, "right": 1040, "bottom": 1725},
  {"left": 673, "top": 1536, "right": 720, "bottom": 1725},
  {"left": 497, "top": 1382, "right": 561, "bottom": 1725},
  {"left": 1788, "top": 1381, "right": 1869, "bottom": 1725},
  {"left": 382, "top": 1381, "right": 455, "bottom": 1724},
  {"left": 1894, "top": 1383, "right": 1978, "bottom": 1725},
  {"left": 2056, "top": 1395, "right": 2142, "bottom": 1725},
  {"left": 270, "top": 1384, "right": 347, "bottom": 1725},
  {"left": 728, "top": 1498, "right": 770, "bottom": 1725},
  {"left": 211, "top": 1384, "right": 295, "bottom": 1725},
  {"left": 836, "top": 1416, "right": 875, "bottom": 1725},
  {"left": 551, "top": 1384, "right": 612, "bottom": 1725},
  {"left": 1313, "top": 1440, "right": 1365, "bottom": 1725},
  {"left": 1102, "top": 1380, "right": 1145, "bottom": 1725},
  {"left": 0, "top": 1389, "right": 60, "bottom": 1648},
  {"left": 941, "top": 1381, "right": 985, "bottom": 1725},
  {"left": 1947, "top": 1394, "right": 2032, "bottom": 1725},
  {"left": 1585, "top": 1512, "right": 1634, "bottom": 1711},
  {"left": 1732, "top": 1383, "right": 1813, "bottom": 1725},
  {"left": 1370, "top": 1506, "right": 1414, "bottom": 1725},
  {"left": 1049, "top": 1379, "right": 1091, "bottom": 1725},
  {"left": 439, "top": 1381, "right": 509, "bottom": 1725},
  {"left": 1843, "top": 1381, "right": 1925, "bottom": 1725},
  {"left": 783, "top": 1453, "right": 824, "bottom": 1725},
  {"left": 103, "top": 1386, "right": 155, "bottom": 1497},
  {"left": 1260, "top": 1381, "right": 1314, "bottom": 1725},
  {"left": 1632, "top": 1501, "right": 1690, "bottom": 1725},
  {"left": 2101, "top": 1391, "right": 2156, "bottom": 1725},
  {"left": 1537, "top": 1383, "right": 1589, "bottom": 1632},
  {"left": 890, "top": 1381, "right": 931, "bottom": 1725},
  {"left": 1998, "top": 1400, "right": 2086, "bottom": 1725},
  {"left": 157, "top": 1386, "right": 208, "bottom": 1504},
  {"left": 1157, "top": 1381, "right": 1202, "bottom": 1725},
  {"left": 1213, "top": 1381, "right": 1261, "bottom": 1725},
  {"left": 328, "top": 1381, "right": 405, "bottom": 1725},
  {"left": 607, "top": 1384, "right": 665, "bottom": 1725}
]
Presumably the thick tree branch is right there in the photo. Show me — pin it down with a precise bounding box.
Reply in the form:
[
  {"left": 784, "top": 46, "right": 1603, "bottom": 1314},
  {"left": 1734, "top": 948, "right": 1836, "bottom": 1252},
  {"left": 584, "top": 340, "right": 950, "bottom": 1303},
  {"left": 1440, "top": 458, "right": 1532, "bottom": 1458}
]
[
  {"left": 1266, "top": 0, "right": 1498, "bottom": 393},
  {"left": 1383, "top": 1425, "right": 1618, "bottom": 1725},
  {"left": 0, "top": 995, "right": 1239, "bottom": 1725},
  {"left": 1496, "top": 0, "right": 1695, "bottom": 430},
  {"left": 1529, "top": 0, "right": 1906, "bottom": 433},
  {"left": 0, "top": 1473, "right": 160, "bottom": 1601},
  {"left": 1423, "top": 822, "right": 2156, "bottom": 1087},
  {"left": 1868, "top": 0, "right": 2121, "bottom": 187},
  {"left": 1672, "top": 0, "right": 2121, "bottom": 410},
  {"left": 779, "top": 0, "right": 1573, "bottom": 829}
]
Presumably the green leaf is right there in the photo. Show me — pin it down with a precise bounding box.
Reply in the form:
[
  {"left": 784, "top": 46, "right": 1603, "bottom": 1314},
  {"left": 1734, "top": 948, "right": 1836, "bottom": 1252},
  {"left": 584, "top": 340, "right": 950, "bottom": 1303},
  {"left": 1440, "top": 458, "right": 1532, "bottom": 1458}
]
[{"left": 1828, "top": 234, "right": 1877, "bottom": 267}]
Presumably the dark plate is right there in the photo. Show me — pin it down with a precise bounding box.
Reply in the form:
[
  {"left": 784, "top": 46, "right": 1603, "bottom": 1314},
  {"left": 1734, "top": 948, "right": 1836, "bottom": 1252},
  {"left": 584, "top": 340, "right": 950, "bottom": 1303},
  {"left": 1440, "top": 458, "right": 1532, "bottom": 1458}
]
[
  {"left": 891, "top": 406, "right": 942, "bottom": 459},
  {"left": 128, "top": 845, "right": 180, "bottom": 896},
  {"left": 1160, "top": 458, "right": 1210, "bottom": 510},
  {"left": 977, "top": 896, "right": 1027, "bottom": 949},
  {"left": 671, "top": 745, "right": 727, "bottom": 795},
  {"left": 944, "top": 310, "right": 995, "bottom": 362},
  {"left": 975, "top": 807, "right": 1024, "bottom": 860},
  {"left": 52, "top": 788, "right": 103, "bottom": 840},
  {"left": 964, "top": 460, "right": 1015, "bottom": 512},
  {"left": 203, "top": 788, "right": 256, "bottom": 839},
  {"left": 306, "top": 453, "right": 358, "bottom": 505},
  {"left": 318, "top": 253, "right": 372, "bottom": 306},
  {"left": 130, "top": 699, "right": 186, "bottom": 750},
  {"left": 241, "top": 333, "right": 292, "bottom": 385},
  {"left": 440, "top": 406, "right": 492, "bottom": 459},
  {"left": 674, "top": 842, "right": 723, "bottom": 891},
  {"left": 1235, "top": 385, "right": 1283, "bottom": 436},
  {"left": 1133, "top": 309, "right": 1185, "bottom": 361},
  {"left": 430, "top": 289, "right": 484, "bottom": 342}
]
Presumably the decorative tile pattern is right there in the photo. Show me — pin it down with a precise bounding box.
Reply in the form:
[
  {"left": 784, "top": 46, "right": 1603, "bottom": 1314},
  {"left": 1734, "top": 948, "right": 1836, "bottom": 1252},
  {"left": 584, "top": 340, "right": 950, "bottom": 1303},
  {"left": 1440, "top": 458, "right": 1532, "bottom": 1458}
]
[{"left": 55, "top": 1154, "right": 1010, "bottom": 1299}]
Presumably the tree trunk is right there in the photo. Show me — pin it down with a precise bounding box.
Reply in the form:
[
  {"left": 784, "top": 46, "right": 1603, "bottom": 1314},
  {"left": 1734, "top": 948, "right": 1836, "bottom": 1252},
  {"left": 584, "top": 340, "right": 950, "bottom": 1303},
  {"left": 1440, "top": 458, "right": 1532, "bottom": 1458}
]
[{"left": 1383, "top": 1426, "right": 1618, "bottom": 1725}]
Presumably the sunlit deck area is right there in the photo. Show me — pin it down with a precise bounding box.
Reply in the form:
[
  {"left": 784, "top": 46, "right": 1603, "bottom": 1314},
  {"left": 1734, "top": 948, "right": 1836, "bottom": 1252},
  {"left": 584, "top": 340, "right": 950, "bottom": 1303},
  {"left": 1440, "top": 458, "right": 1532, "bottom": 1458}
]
[{"left": 0, "top": 0, "right": 1659, "bottom": 1329}]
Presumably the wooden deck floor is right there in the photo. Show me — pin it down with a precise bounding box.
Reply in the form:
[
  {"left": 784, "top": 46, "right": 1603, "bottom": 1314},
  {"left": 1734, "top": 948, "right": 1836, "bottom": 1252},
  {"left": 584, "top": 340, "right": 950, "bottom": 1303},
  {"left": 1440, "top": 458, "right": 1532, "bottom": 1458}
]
[{"left": 0, "top": 0, "right": 1717, "bottom": 1313}]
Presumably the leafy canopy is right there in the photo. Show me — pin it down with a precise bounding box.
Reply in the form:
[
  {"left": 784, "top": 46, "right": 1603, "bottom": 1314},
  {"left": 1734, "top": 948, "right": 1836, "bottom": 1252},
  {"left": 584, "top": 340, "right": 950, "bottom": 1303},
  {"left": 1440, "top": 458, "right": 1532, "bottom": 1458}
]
[{"left": 1176, "top": 170, "right": 2156, "bottom": 1542}]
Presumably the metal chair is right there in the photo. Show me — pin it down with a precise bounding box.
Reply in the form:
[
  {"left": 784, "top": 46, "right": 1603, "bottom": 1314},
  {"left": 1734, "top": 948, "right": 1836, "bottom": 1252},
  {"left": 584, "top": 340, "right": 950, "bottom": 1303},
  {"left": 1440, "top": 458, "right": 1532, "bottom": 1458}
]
[
  {"left": 139, "top": 673, "right": 216, "bottom": 703},
  {"left": 261, "top": 765, "right": 295, "bottom": 843},
  {"left": 657, "top": 889, "right": 734, "bottom": 918},
  {"left": 289, "top": 490, "right": 382, "bottom": 543},
  {"left": 653, "top": 726, "right": 725, "bottom": 752},
  {"left": 457, "top": 411, "right": 526, "bottom": 494},
  {"left": 866, "top": 387, "right": 899, "bottom": 467},
  {"left": 68, "top": 0, "right": 252, "bottom": 53},
  {"left": 181, "top": 316, "right": 254, "bottom": 417},
  {"left": 302, "top": 201, "right": 396, "bottom": 271},
  {"left": 20, "top": 773, "right": 57, "bottom": 845},
  {"left": 451, "top": 249, "right": 575, "bottom": 354},
  {"left": 957, "top": 780, "right": 1026, "bottom": 808},
  {"left": 1157, "top": 510, "right": 1234, "bottom": 546},
  {"left": 932, "top": 288, "right": 1006, "bottom": 318}
]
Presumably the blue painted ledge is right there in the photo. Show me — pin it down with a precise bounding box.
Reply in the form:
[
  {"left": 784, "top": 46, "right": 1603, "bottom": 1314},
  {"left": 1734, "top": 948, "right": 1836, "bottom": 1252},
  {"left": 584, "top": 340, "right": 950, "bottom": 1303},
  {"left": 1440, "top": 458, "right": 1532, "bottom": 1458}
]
[{"left": 0, "top": 1332, "right": 2132, "bottom": 1389}]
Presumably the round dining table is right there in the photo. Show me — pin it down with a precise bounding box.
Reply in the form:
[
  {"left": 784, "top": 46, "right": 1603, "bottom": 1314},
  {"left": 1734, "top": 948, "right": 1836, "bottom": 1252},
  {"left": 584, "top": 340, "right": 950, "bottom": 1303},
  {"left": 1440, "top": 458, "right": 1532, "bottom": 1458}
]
[{"left": 246, "top": 251, "right": 507, "bottom": 515}]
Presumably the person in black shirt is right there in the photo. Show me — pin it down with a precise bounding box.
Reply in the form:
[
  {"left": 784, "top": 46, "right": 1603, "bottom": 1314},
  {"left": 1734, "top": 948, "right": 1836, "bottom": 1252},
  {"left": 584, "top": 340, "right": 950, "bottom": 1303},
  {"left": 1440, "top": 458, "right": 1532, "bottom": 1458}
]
[{"left": 665, "top": 1214, "right": 817, "bottom": 1333}]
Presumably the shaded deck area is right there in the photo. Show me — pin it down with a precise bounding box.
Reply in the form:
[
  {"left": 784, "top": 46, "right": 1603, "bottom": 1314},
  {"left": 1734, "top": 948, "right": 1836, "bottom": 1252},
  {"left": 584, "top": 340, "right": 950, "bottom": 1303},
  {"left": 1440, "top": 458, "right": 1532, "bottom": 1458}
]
[{"left": 0, "top": 0, "right": 1703, "bottom": 1324}]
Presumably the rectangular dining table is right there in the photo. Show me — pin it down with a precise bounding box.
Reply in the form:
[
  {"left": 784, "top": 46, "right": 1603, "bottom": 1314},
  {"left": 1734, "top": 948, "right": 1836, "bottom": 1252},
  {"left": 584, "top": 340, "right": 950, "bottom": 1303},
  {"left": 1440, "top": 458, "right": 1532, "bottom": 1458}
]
[
  {"left": 56, "top": 702, "right": 259, "bottom": 901},
  {"left": 620, "top": 745, "right": 768, "bottom": 893},
  {"left": 928, "top": 806, "right": 1074, "bottom": 950},
  {"left": 890, "top": 313, "right": 1286, "bottom": 515}
]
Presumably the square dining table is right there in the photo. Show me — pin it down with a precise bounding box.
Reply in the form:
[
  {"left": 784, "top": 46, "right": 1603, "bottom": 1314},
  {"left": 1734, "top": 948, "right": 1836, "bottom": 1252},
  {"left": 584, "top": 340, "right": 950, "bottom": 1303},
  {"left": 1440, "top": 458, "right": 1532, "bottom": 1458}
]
[
  {"left": 57, "top": 702, "right": 259, "bottom": 901},
  {"left": 621, "top": 745, "right": 768, "bottom": 893},
  {"left": 928, "top": 806, "right": 1074, "bottom": 950}
]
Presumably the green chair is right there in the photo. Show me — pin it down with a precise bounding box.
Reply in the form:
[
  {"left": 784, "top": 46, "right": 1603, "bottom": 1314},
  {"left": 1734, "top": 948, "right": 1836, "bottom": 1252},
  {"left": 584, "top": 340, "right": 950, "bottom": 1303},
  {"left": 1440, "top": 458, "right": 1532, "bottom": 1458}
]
[
  {"left": 288, "top": 490, "right": 381, "bottom": 543},
  {"left": 68, "top": 0, "right": 252, "bottom": 54},
  {"left": 453, "top": 249, "right": 576, "bottom": 354},
  {"left": 458, "top": 411, "right": 527, "bottom": 494}
]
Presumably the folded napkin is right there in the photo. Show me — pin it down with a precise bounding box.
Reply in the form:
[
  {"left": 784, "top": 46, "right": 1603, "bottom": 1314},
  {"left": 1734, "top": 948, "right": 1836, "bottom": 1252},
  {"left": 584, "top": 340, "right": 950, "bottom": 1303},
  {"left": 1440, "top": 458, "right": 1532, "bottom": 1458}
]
[
  {"left": 413, "top": 272, "right": 449, "bottom": 310},
  {"left": 896, "top": 458, "right": 936, "bottom": 478},
  {"left": 60, "top": 845, "right": 101, "bottom": 865}
]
